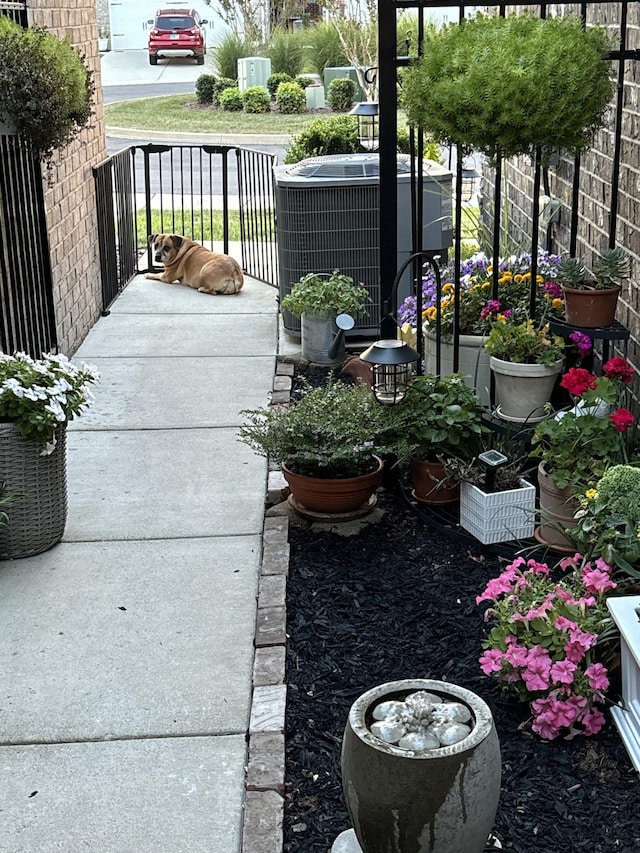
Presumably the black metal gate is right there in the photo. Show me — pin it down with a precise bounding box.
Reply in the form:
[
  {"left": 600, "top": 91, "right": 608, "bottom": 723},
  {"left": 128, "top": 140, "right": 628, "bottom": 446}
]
[
  {"left": 93, "top": 144, "right": 278, "bottom": 312},
  {"left": 0, "top": 2, "right": 58, "bottom": 357}
]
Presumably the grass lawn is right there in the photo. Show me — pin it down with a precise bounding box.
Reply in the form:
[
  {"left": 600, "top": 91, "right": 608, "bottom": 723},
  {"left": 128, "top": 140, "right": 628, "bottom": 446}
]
[
  {"left": 105, "top": 94, "right": 342, "bottom": 134},
  {"left": 136, "top": 209, "right": 275, "bottom": 244}
]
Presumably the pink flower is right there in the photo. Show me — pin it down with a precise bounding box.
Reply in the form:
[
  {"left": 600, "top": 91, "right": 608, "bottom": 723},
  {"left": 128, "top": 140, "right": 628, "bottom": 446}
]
[
  {"left": 594, "top": 557, "right": 614, "bottom": 574},
  {"left": 581, "top": 707, "right": 606, "bottom": 736},
  {"left": 585, "top": 662, "right": 610, "bottom": 693},
  {"left": 522, "top": 647, "right": 552, "bottom": 691},
  {"left": 582, "top": 566, "right": 617, "bottom": 594},
  {"left": 526, "top": 559, "right": 550, "bottom": 575},
  {"left": 565, "top": 628, "right": 597, "bottom": 663},
  {"left": 479, "top": 648, "right": 504, "bottom": 675},
  {"left": 555, "top": 615, "right": 578, "bottom": 632},
  {"left": 504, "top": 642, "right": 528, "bottom": 668},
  {"left": 531, "top": 710, "right": 561, "bottom": 740},
  {"left": 525, "top": 600, "right": 554, "bottom": 621},
  {"left": 559, "top": 553, "right": 582, "bottom": 571},
  {"left": 476, "top": 567, "right": 519, "bottom": 603},
  {"left": 550, "top": 660, "right": 577, "bottom": 685}
]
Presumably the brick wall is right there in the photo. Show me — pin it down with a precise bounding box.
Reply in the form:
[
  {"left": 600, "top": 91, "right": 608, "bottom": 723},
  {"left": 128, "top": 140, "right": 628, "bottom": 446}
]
[
  {"left": 481, "top": 3, "right": 640, "bottom": 369},
  {"left": 27, "top": 0, "right": 108, "bottom": 355}
]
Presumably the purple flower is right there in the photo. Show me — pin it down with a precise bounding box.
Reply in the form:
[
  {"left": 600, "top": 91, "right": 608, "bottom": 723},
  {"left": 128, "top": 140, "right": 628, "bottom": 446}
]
[{"left": 569, "top": 331, "right": 592, "bottom": 357}]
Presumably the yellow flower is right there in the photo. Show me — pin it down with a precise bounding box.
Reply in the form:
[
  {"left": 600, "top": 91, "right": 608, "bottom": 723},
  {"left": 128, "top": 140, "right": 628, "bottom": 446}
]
[
  {"left": 481, "top": 282, "right": 491, "bottom": 289},
  {"left": 514, "top": 274, "right": 524, "bottom": 283},
  {"left": 502, "top": 271, "right": 513, "bottom": 281},
  {"left": 424, "top": 306, "right": 438, "bottom": 321},
  {"left": 442, "top": 282, "right": 455, "bottom": 294},
  {"left": 497, "top": 314, "right": 508, "bottom": 323},
  {"left": 552, "top": 298, "right": 563, "bottom": 309},
  {"left": 536, "top": 275, "right": 544, "bottom": 284},
  {"left": 585, "top": 489, "right": 598, "bottom": 500}
]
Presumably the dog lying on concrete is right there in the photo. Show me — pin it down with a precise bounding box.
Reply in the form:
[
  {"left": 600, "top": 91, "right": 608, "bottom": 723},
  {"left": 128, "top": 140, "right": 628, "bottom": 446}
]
[{"left": 145, "top": 234, "right": 244, "bottom": 295}]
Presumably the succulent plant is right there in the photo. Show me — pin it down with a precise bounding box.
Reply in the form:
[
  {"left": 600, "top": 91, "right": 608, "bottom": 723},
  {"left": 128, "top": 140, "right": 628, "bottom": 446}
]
[
  {"left": 556, "top": 257, "right": 588, "bottom": 288},
  {"left": 593, "top": 247, "right": 631, "bottom": 288}
]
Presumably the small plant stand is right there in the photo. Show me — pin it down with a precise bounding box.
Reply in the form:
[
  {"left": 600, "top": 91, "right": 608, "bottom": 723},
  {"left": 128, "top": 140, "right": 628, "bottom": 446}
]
[{"left": 607, "top": 595, "right": 640, "bottom": 773}]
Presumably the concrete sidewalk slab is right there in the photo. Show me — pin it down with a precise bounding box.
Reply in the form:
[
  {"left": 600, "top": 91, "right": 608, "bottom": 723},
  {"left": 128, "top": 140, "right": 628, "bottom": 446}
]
[
  {"left": 76, "top": 312, "right": 276, "bottom": 358},
  {"left": 65, "top": 429, "right": 266, "bottom": 541},
  {"left": 0, "top": 735, "right": 246, "bottom": 853},
  {"left": 106, "top": 277, "right": 278, "bottom": 316},
  {"left": 74, "top": 356, "right": 274, "bottom": 430},
  {"left": 0, "top": 538, "right": 258, "bottom": 743}
]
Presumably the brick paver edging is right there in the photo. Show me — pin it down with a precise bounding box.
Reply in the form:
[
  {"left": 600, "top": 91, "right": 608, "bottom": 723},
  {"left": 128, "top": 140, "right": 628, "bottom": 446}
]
[{"left": 241, "top": 359, "right": 294, "bottom": 853}]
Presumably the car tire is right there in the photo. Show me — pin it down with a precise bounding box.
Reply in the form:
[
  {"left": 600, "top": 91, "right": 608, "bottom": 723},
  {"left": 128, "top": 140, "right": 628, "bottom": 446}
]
[
  {"left": 149, "top": 54, "right": 158, "bottom": 65},
  {"left": 196, "top": 54, "right": 205, "bottom": 65}
]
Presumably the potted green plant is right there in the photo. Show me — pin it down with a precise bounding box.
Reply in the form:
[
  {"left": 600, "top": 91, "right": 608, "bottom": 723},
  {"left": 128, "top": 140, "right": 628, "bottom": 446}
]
[
  {"left": 401, "top": 13, "right": 614, "bottom": 162},
  {"left": 0, "top": 351, "right": 99, "bottom": 559},
  {"left": 280, "top": 270, "right": 370, "bottom": 365},
  {"left": 556, "top": 248, "right": 631, "bottom": 328},
  {"left": 0, "top": 18, "right": 94, "bottom": 171},
  {"left": 531, "top": 359, "right": 639, "bottom": 551},
  {"left": 383, "top": 373, "right": 488, "bottom": 504},
  {"left": 238, "top": 378, "right": 389, "bottom": 513},
  {"left": 484, "top": 317, "right": 565, "bottom": 422}
]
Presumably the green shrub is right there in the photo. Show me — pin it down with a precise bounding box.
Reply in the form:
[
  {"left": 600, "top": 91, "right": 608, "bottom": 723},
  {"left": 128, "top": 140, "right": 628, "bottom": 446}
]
[
  {"left": 219, "top": 86, "right": 243, "bottom": 112},
  {"left": 284, "top": 115, "right": 359, "bottom": 163},
  {"left": 276, "top": 81, "right": 306, "bottom": 114},
  {"left": 212, "top": 32, "right": 254, "bottom": 80},
  {"left": 266, "top": 28, "right": 305, "bottom": 76},
  {"left": 242, "top": 85, "right": 270, "bottom": 113},
  {"left": 295, "top": 75, "right": 316, "bottom": 89},
  {"left": 327, "top": 77, "right": 356, "bottom": 112},
  {"left": 267, "top": 72, "right": 293, "bottom": 99},
  {"left": 213, "top": 77, "right": 237, "bottom": 106},
  {"left": 195, "top": 74, "right": 217, "bottom": 104},
  {"left": 396, "top": 126, "right": 440, "bottom": 162},
  {"left": 304, "top": 22, "right": 347, "bottom": 78}
]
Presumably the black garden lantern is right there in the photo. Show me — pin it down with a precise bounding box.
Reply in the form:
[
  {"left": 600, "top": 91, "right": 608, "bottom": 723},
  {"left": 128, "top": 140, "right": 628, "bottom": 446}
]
[
  {"left": 349, "top": 101, "right": 380, "bottom": 152},
  {"left": 360, "top": 339, "right": 420, "bottom": 405}
]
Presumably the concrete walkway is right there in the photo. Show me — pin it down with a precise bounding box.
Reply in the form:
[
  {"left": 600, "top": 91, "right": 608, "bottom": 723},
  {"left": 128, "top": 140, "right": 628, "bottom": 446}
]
[{"left": 0, "top": 274, "right": 280, "bottom": 851}]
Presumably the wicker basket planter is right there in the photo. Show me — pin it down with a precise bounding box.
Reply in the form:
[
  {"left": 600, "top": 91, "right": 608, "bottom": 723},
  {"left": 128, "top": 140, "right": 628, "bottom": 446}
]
[
  {"left": 460, "top": 479, "right": 536, "bottom": 544},
  {"left": 0, "top": 422, "right": 67, "bottom": 560}
]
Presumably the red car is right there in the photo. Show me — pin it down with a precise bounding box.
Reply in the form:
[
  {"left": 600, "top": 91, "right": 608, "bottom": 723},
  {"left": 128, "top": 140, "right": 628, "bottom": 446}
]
[{"left": 148, "top": 8, "right": 208, "bottom": 65}]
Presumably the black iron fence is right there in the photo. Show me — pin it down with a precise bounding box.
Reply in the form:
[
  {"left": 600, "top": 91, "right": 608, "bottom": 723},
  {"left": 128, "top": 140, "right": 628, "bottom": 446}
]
[
  {"left": 0, "top": 136, "right": 57, "bottom": 356},
  {"left": 377, "top": 1, "right": 640, "bottom": 373},
  {"left": 93, "top": 143, "right": 278, "bottom": 313}
]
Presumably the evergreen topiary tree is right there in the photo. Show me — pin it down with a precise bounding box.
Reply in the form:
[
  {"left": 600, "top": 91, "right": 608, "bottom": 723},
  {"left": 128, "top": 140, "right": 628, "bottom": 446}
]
[
  {"left": 327, "top": 78, "right": 356, "bottom": 112},
  {"left": 276, "top": 81, "right": 306, "bottom": 114}
]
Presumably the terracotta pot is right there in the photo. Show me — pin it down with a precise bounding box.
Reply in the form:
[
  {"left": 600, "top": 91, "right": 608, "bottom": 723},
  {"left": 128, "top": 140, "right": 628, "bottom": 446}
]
[
  {"left": 535, "top": 462, "right": 578, "bottom": 552},
  {"left": 562, "top": 285, "right": 621, "bottom": 328},
  {"left": 490, "top": 356, "right": 563, "bottom": 423},
  {"left": 282, "top": 456, "right": 383, "bottom": 513},
  {"left": 410, "top": 457, "right": 459, "bottom": 504},
  {"left": 340, "top": 679, "right": 502, "bottom": 853}
]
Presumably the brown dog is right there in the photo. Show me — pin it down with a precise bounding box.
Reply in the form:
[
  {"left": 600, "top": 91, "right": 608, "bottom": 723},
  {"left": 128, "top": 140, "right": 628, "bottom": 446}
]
[{"left": 145, "top": 234, "right": 244, "bottom": 295}]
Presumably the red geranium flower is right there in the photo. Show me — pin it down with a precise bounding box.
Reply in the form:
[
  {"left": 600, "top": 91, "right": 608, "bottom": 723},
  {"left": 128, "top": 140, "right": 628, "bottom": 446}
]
[
  {"left": 603, "top": 357, "right": 634, "bottom": 383},
  {"left": 609, "top": 408, "right": 636, "bottom": 432},
  {"left": 560, "top": 367, "right": 597, "bottom": 397}
]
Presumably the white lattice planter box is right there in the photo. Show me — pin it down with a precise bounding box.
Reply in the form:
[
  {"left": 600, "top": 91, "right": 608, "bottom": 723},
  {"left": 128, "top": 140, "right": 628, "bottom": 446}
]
[
  {"left": 607, "top": 595, "right": 640, "bottom": 773},
  {"left": 459, "top": 479, "right": 536, "bottom": 545}
]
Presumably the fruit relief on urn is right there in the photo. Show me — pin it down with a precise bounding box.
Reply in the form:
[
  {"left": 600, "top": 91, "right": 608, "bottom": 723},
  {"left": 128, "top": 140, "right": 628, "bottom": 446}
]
[{"left": 369, "top": 690, "right": 474, "bottom": 752}]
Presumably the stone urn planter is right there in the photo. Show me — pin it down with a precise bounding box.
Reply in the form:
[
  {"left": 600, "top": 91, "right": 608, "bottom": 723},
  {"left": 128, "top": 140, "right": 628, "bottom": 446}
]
[
  {"left": 490, "top": 357, "right": 563, "bottom": 423},
  {"left": 335, "top": 679, "right": 501, "bottom": 853}
]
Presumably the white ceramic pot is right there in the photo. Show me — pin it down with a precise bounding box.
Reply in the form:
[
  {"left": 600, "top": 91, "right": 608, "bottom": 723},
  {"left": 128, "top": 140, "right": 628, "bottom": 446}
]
[
  {"left": 490, "top": 357, "right": 563, "bottom": 422},
  {"left": 424, "top": 331, "right": 491, "bottom": 407}
]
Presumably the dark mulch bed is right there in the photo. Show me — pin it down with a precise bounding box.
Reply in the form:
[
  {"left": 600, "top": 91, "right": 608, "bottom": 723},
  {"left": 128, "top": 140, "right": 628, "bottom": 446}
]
[{"left": 283, "top": 364, "right": 640, "bottom": 853}]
